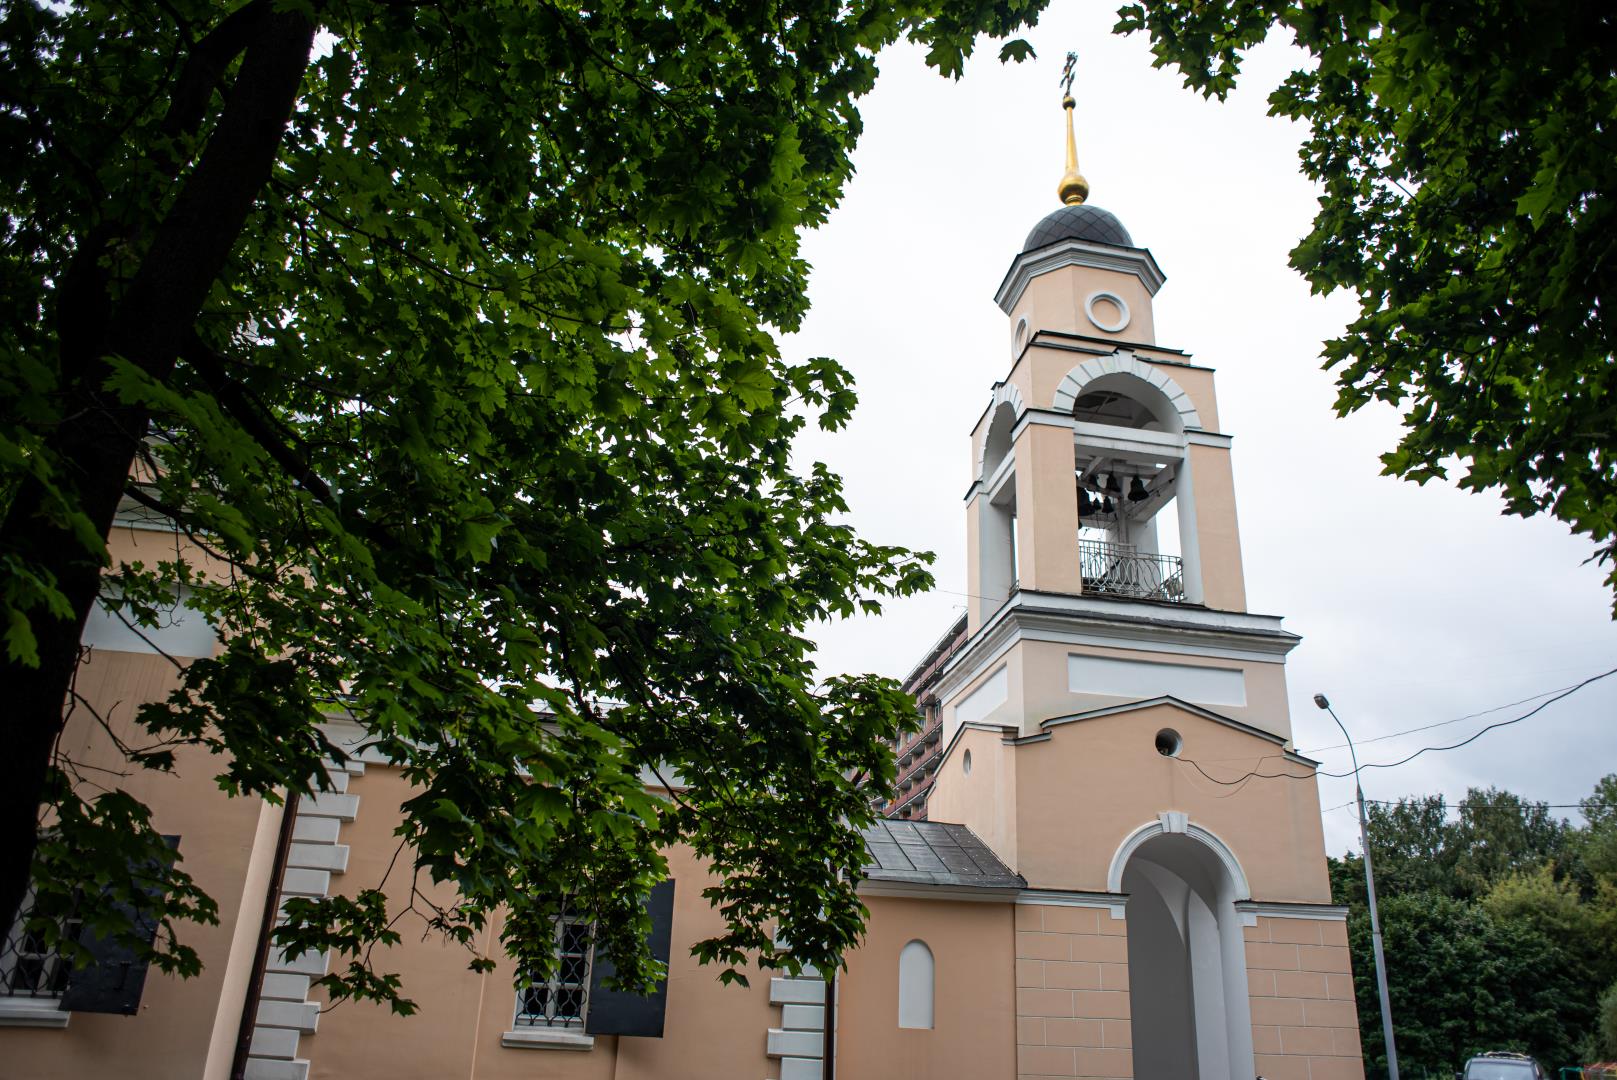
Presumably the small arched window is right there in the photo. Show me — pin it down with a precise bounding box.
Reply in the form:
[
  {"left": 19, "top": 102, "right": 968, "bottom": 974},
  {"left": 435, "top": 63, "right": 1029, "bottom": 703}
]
[{"left": 897, "top": 939, "right": 934, "bottom": 1029}]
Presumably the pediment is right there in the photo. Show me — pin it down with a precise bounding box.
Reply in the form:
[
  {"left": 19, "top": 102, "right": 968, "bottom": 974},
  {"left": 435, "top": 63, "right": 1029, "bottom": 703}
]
[{"left": 1029, "top": 695, "right": 1318, "bottom": 766}]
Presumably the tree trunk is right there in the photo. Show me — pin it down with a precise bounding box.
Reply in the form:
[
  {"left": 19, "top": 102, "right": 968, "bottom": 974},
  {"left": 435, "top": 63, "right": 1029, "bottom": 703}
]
[{"left": 0, "top": 8, "right": 316, "bottom": 936}]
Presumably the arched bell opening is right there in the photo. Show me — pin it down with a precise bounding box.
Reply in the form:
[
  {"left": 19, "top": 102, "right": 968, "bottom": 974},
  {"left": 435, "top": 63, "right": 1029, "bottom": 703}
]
[
  {"left": 975, "top": 400, "right": 1020, "bottom": 614},
  {"left": 1069, "top": 372, "right": 1201, "bottom": 605},
  {"left": 1121, "top": 832, "right": 1255, "bottom": 1080},
  {"left": 982, "top": 401, "right": 1016, "bottom": 478}
]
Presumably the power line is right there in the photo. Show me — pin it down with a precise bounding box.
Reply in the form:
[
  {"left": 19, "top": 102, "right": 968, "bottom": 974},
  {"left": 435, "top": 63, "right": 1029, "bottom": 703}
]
[
  {"left": 1321, "top": 666, "right": 1617, "bottom": 776},
  {"left": 1176, "top": 665, "right": 1617, "bottom": 788},
  {"left": 1299, "top": 682, "right": 1583, "bottom": 756},
  {"left": 1179, "top": 755, "right": 1312, "bottom": 787},
  {"left": 1365, "top": 798, "right": 1592, "bottom": 809},
  {"left": 1328, "top": 799, "right": 1593, "bottom": 815}
]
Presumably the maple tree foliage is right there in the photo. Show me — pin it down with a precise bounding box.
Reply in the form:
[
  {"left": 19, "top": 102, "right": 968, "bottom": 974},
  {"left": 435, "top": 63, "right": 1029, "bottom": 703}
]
[
  {"left": 0, "top": 0, "right": 1046, "bottom": 1009},
  {"left": 1117, "top": 0, "right": 1617, "bottom": 608}
]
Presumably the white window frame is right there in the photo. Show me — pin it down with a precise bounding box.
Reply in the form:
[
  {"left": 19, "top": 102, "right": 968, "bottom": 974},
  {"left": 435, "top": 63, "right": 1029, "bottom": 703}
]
[
  {"left": 0, "top": 885, "right": 78, "bottom": 1028},
  {"left": 502, "top": 915, "right": 596, "bottom": 1051}
]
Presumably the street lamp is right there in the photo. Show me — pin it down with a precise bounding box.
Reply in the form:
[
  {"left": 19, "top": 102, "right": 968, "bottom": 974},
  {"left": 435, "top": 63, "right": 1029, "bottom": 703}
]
[{"left": 1314, "top": 692, "right": 1401, "bottom": 1080}]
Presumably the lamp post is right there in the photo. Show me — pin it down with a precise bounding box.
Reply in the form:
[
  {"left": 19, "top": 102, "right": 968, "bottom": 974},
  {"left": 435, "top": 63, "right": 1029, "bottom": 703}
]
[{"left": 1314, "top": 692, "right": 1400, "bottom": 1080}]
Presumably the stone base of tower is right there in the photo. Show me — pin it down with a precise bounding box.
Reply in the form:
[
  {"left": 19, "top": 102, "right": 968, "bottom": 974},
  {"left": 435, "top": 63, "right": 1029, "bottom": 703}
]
[
  {"left": 1014, "top": 900, "right": 1132, "bottom": 1079},
  {"left": 1244, "top": 915, "right": 1366, "bottom": 1080}
]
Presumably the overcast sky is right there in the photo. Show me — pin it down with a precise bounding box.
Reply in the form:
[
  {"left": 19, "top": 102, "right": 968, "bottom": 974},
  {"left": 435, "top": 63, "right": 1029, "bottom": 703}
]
[{"left": 784, "top": 4, "right": 1617, "bottom": 856}]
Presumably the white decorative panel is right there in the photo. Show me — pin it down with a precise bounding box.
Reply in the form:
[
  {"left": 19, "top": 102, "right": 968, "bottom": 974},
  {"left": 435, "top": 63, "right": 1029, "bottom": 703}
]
[
  {"left": 1067, "top": 653, "right": 1246, "bottom": 707},
  {"left": 954, "top": 666, "right": 1008, "bottom": 726},
  {"left": 80, "top": 593, "right": 217, "bottom": 658}
]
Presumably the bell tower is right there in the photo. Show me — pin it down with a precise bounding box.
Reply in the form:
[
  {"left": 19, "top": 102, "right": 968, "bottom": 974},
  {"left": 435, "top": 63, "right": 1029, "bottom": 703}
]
[
  {"left": 948, "top": 62, "right": 1282, "bottom": 748},
  {"left": 893, "top": 58, "right": 1356, "bottom": 1080}
]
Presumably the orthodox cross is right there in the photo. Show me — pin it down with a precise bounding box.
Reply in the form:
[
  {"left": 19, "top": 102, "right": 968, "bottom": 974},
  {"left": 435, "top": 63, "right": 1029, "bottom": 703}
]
[{"left": 1060, "top": 50, "right": 1077, "bottom": 99}]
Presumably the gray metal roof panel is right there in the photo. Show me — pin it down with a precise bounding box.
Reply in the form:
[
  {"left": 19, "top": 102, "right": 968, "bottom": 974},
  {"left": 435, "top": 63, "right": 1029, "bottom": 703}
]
[{"left": 859, "top": 820, "right": 1024, "bottom": 890}]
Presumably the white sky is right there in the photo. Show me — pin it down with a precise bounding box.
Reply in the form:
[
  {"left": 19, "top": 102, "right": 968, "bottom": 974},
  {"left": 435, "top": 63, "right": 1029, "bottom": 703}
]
[{"left": 786, "top": 5, "right": 1617, "bottom": 856}]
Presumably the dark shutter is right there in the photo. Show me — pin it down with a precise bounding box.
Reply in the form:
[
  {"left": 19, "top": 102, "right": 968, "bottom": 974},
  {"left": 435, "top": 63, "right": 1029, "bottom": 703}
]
[
  {"left": 60, "top": 835, "right": 178, "bottom": 1015},
  {"left": 584, "top": 880, "right": 675, "bottom": 1037}
]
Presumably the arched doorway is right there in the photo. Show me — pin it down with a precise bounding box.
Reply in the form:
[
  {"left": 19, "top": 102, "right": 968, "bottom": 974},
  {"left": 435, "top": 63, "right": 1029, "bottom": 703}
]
[{"left": 1120, "top": 830, "right": 1254, "bottom": 1080}]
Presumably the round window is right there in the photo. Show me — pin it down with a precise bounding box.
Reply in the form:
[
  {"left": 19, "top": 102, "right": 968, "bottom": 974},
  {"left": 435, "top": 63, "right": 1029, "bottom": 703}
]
[
  {"left": 962, "top": 749, "right": 973, "bottom": 776},
  {"left": 1154, "top": 728, "right": 1182, "bottom": 758},
  {"left": 1084, "top": 290, "right": 1131, "bottom": 334}
]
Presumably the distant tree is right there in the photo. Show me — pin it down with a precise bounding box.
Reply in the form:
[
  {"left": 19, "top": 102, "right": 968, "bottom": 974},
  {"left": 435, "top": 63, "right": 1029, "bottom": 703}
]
[
  {"left": 1356, "top": 794, "right": 1461, "bottom": 900},
  {"left": 1115, "top": 0, "right": 1617, "bottom": 608},
  {"left": 1591, "top": 980, "right": 1617, "bottom": 1062},
  {"left": 1451, "top": 788, "right": 1575, "bottom": 894},
  {"left": 1331, "top": 790, "right": 1571, "bottom": 905},
  {"left": 1580, "top": 774, "right": 1617, "bottom": 881},
  {"left": 0, "top": 0, "right": 1045, "bottom": 1010},
  {"left": 1482, "top": 863, "right": 1617, "bottom": 990},
  {"left": 1347, "top": 892, "right": 1590, "bottom": 1074},
  {"left": 1330, "top": 779, "right": 1617, "bottom": 1071}
]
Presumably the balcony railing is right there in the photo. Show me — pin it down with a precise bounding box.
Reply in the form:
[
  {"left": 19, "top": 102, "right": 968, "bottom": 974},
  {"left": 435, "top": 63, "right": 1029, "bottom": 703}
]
[{"left": 1079, "top": 539, "right": 1186, "bottom": 603}]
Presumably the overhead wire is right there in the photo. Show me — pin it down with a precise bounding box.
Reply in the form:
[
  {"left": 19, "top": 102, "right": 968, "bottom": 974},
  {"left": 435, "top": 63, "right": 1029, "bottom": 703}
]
[
  {"left": 1298, "top": 682, "right": 1585, "bottom": 755},
  {"left": 1326, "top": 799, "right": 1594, "bottom": 815},
  {"left": 1319, "top": 665, "right": 1617, "bottom": 777},
  {"left": 1174, "top": 665, "right": 1617, "bottom": 789}
]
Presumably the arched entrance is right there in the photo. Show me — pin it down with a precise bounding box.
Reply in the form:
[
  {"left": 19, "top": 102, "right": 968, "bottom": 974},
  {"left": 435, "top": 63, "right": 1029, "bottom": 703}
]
[{"left": 1118, "top": 828, "right": 1254, "bottom": 1080}]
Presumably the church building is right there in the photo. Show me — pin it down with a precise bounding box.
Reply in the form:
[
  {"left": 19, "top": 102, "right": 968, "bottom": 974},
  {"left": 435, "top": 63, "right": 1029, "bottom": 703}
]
[{"left": 1, "top": 86, "right": 1366, "bottom": 1080}]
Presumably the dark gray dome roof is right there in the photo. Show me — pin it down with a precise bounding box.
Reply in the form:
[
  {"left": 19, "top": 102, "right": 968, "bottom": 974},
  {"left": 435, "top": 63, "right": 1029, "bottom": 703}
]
[{"left": 1022, "top": 203, "right": 1133, "bottom": 253}]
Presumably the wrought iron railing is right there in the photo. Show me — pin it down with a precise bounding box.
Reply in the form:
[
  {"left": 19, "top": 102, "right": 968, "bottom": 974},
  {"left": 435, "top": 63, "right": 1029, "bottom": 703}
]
[{"left": 1078, "top": 539, "right": 1186, "bottom": 603}]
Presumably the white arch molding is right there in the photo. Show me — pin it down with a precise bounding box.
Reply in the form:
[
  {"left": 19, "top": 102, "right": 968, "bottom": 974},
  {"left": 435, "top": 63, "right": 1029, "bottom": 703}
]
[
  {"left": 1106, "top": 813, "right": 1251, "bottom": 899},
  {"left": 975, "top": 380, "right": 1027, "bottom": 479},
  {"left": 1052, "top": 350, "right": 1204, "bottom": 431}
]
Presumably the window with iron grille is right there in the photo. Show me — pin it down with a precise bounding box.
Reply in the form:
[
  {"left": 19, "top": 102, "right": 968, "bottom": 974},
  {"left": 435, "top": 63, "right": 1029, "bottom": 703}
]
[
  {"left": 1, "top": 886, "right": 81, "bottom": 1000},
  {"left": 514, "top": 916, "right": 592, "bottom": 1029}
]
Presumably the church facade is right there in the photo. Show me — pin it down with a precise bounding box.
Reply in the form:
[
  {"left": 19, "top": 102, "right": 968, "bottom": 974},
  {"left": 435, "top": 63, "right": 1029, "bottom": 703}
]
[{"left": 1, "top": 95, "right": 1366, "bottom": 1080}]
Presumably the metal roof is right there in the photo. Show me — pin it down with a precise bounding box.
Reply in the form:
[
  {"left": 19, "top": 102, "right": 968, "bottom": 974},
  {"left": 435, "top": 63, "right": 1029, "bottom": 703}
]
[
  {"left": 860, "top": 819, "right": 1024, "bottom": 890},
  {"left": 1022, "top": 203, "right": 1135, "bottom": 253}
]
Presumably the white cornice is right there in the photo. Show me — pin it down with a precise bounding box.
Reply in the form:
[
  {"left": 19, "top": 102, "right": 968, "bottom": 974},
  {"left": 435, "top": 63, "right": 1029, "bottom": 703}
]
[
  {"left": 995, "top": 241, "right": 1168, "bottom": 313},
  {"left": 858, "top": 879, "right": 1130, "bottom": 918},
  {"left": 1038, "top": 697, "right": 1317, "bottom": 768},
  {"left": 1017, "top": 889, "right": 1129, "bottom": 919},
  {"left": 1235, "top": 900, "right": 1349, "bottom": 922},
  {"left": 934, "top": 592, "right": 1300, "bottom": 707},
  {"left": 858, "top": 880, "right": 1020, "bottom": 903}
]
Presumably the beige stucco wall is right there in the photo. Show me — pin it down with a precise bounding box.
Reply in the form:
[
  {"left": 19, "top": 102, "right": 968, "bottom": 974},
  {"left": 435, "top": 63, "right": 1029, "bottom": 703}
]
[
  {"left": 1011, "top": 703, "right": 1330, "bottom": 902},
  {"left": 1189, "top": 442, "right": 1248, "bottom": 612},
  {"left": 940, "top": 636, "right": 1293, "bottom": 750},
  {"left": 1245, "top": 916, "right": 1364, "bottom": 1080},
  {"left": 0, "top": 648, "right": 280, "bottom": 1080},
  {"left": 1018, "top": 639, "right": 1293, "bottom": 742},
  {"left": 1014, "top": 903, "right": 1132, "bottom": 1080},
  {"left": 926, "top": 726, "right": 1019, "bottom": 871},
  {"left": 966, "top": 495, "right": 989, "bottom": 633},
  {"left": 1007, "top": 266, "right": 1159, "bottom": 365},
  {"left": 1014, "top": 423, "right": 1082, "bottom": 595},
  {"left": 941, "top": 652, "right": 1024, "bottom": 748},
  {"left": 306, "top": 765, "right": 777, "bottom": 1080},
  {"left": 1163, "top": 365, "right": 1221, "bottom": 433},
  {"left": 837, "top": 895, "right": 1016, "bottom": 1080}
]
